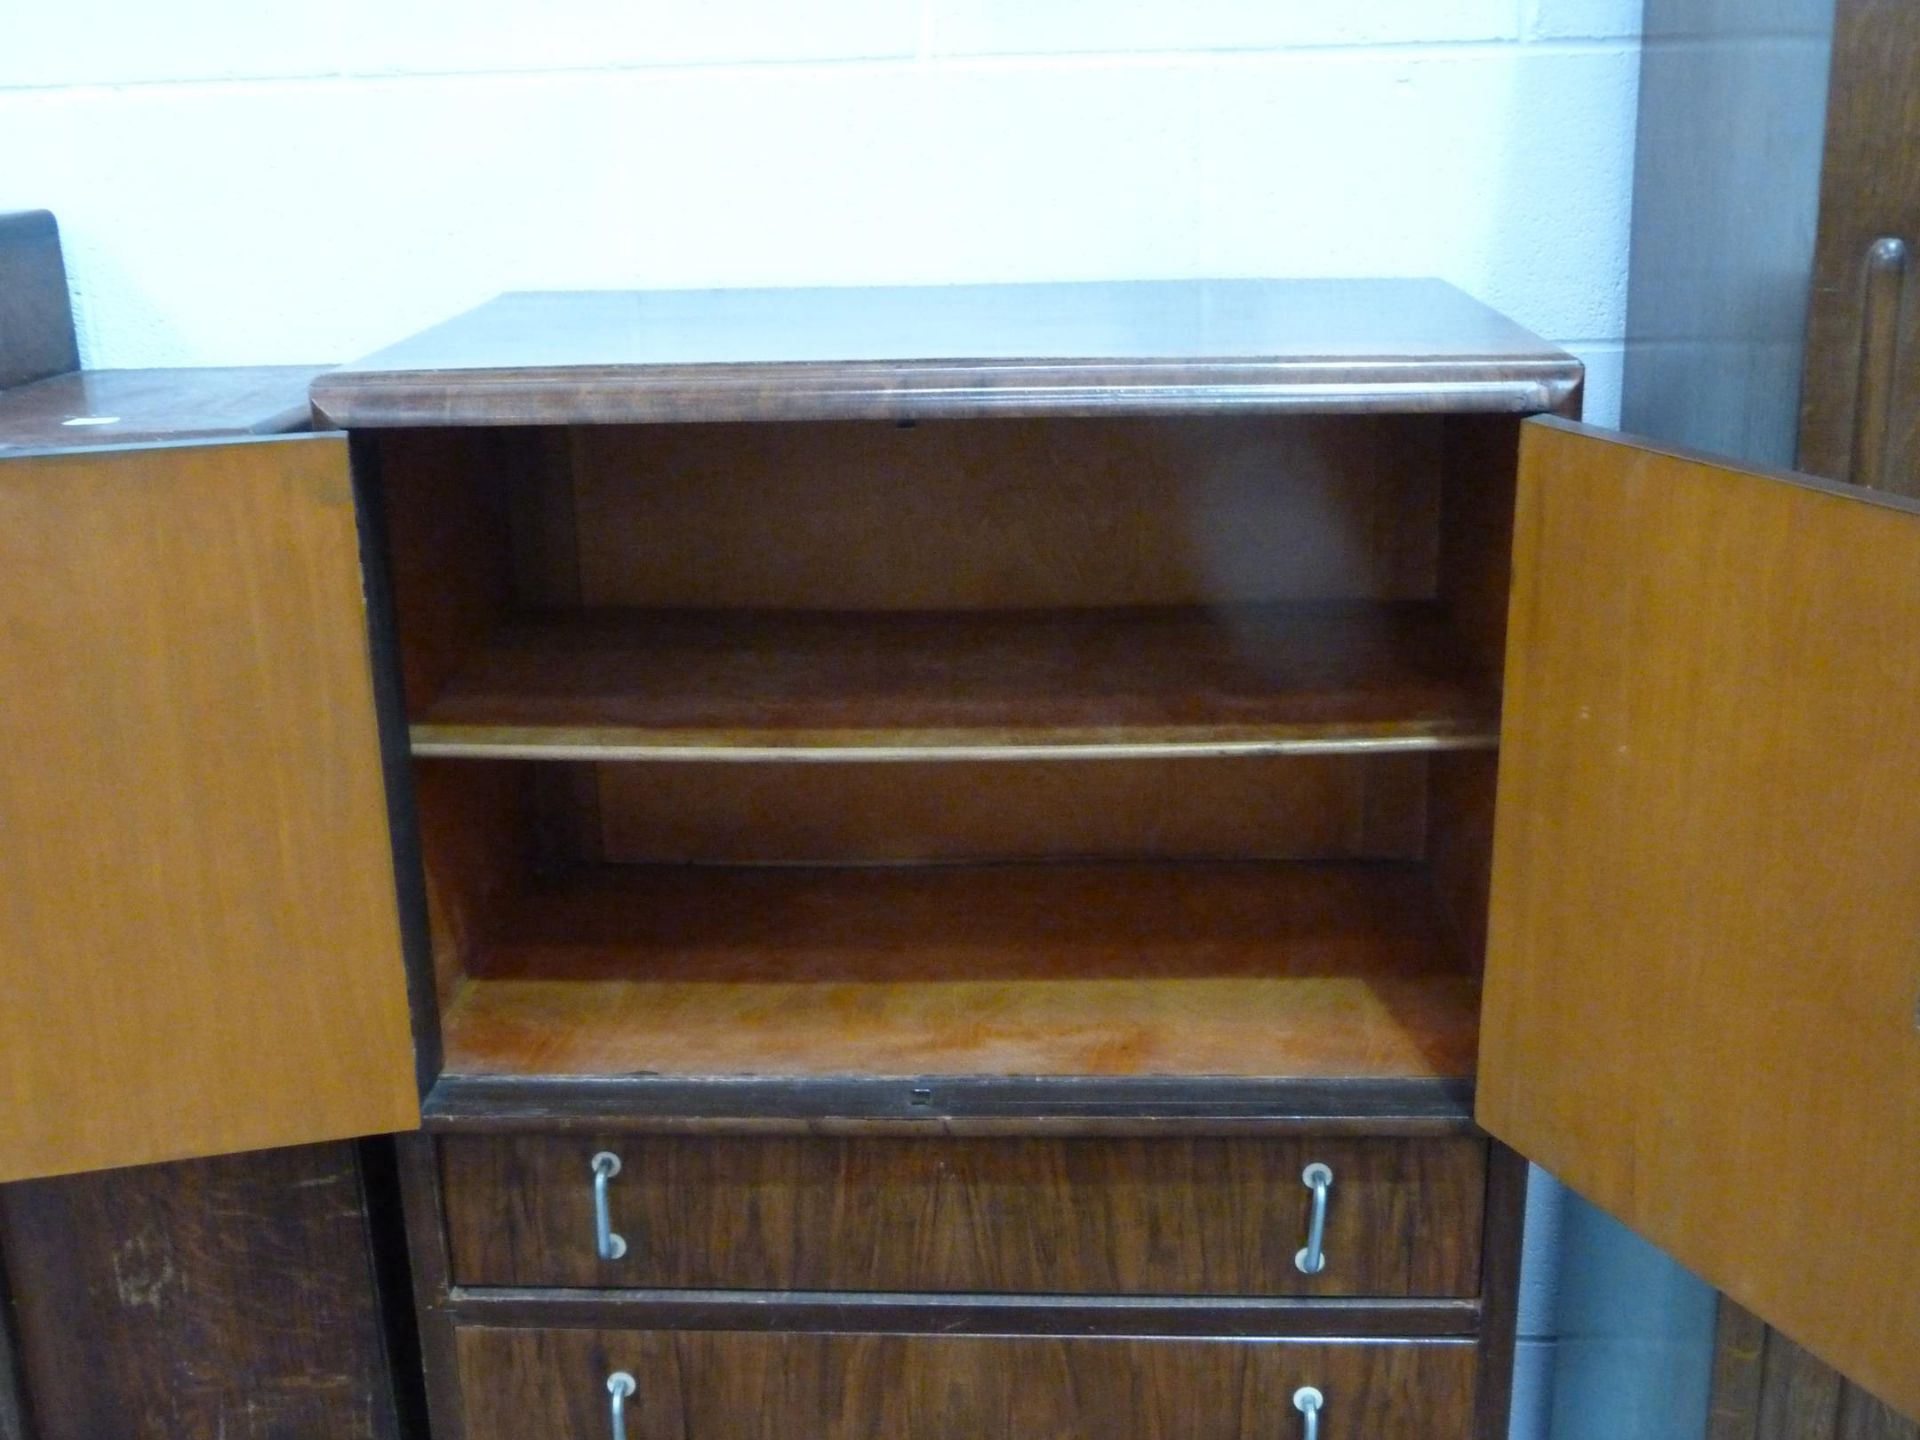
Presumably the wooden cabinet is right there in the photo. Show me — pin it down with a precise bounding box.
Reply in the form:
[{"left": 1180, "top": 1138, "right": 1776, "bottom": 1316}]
[
  {"left": 439, "top": 1134, "right": 1488, "bottom": 1296},
  {"left": 3, "top": 277, "right": 1915, "bottom": 1431},
  {"left": 0, "top": 215, "right": 413, "bottom": 1440},
  {"left": 454, "top": 1328, "right": 1478, "bottom": 1440}
]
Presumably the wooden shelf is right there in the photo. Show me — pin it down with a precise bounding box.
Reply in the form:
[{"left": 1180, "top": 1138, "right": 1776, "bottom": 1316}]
[
  {"left": 411, "top": 602, "right": 1499, "bottom": 761},
  {"left": 439, "top": 861, "right": 1480, "bottom": 1081}
]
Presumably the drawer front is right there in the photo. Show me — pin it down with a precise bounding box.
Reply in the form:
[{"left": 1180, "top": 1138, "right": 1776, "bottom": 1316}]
[
  {"left": 456, "top": 1326, "right": 1477, "bottom": 1440},
  {"left": 441, "top": 1134, "right": 1485, "bottom": 1296}
]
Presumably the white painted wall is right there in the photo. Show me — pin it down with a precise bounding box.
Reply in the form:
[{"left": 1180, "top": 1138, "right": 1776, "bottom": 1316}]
[
  {"left": 0, "top": 6, "right": 1644, "bottom": 1434},
  {"left": 0, "top": 0, "right": 1639, "bottom": 424}
]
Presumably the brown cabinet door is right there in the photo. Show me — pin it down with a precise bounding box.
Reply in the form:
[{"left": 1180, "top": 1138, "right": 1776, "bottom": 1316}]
[
  {"left": 0, "top": 436, "right": 418, "bottom": 1182},
  {"left": 1478, "top": 417, "right": 1920, "bottom": 1420}
]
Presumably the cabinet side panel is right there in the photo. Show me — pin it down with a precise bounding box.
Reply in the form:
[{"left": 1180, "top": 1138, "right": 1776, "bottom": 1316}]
[
  {"left": 1429, "top": 416, "right": 1519, "bottom": 972},
  {"left": 0, "top": 1144, "right": 402, "bottom": 1440},
  {"left": 1798, "top": 0, "right": 1920, "bottom": 491}
]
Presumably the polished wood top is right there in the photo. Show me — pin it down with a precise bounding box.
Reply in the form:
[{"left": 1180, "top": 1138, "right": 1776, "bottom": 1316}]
[
  {"left": 313, "top": 279, "right": 1580, "bottom": 427},
  {"left": 0, "top": 367, "right": 324, "bottom": 451}
]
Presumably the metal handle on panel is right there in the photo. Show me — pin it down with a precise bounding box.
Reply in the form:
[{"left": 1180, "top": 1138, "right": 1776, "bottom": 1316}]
[
  {"left": 1294, "top": 1162, "right": 1333, "bottom": 1274},
  {"left": 607, "top": 1371, "right": 636, "bottom": 1440},
  {"left": 1293, "top": 1385, "right": 1323, "bottom": 1440},
  {"left": 1851, "top": 235, "right": 1908, "bottom": 492},
  {"left": 592, "top": 1151, "right": 627, "bottom": 1261}
]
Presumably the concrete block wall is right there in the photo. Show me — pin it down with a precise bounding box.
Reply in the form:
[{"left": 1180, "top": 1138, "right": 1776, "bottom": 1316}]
[
  {"left": 0, "top": 0, "right": 1639, "bottom": 429},
  {"left": 0, "top": 5, "right": 1648, "bottom": 1437}
]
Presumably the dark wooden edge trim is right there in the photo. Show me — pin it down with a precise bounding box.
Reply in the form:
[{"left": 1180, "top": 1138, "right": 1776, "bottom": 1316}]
[
  {"left": 1529, "top": 412, "right": 1920, "bottom": 518},
  {"left": 445, "top": 1287, "right": 1482, "bottom": 1340},
  {"left": 355, "top": 1139, "right": 432, "bottom": 1440},
  {"left": 422, "top": 1075, "right": 1477, "bottom": 1133},
  {"left": 1706, "top": 1296, "right": 1768, "bottom": 1440},
  {"left": 1472, "top": 1141, "right": 1529, "bottom": 1440},
  {"left": 0, "top": 1222, "right": 35, "bottom": 1440},
  {"left": 1550, "top": 372, "right": 1586, "bottom": 421},
  {"left": 396, "top": 1134, "right": 465, "bottom": 1440},
  {"left": 311, "top": 361, "right": 1582, "bottom": 429},
  {"left": 350, "top": 433, "right": 443, "bottom": 1098}
]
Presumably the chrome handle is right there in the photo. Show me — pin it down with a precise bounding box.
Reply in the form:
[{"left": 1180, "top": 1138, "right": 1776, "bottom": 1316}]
[
  {"left": 1851, "top": 236, "right": 1908, "bottom": 491},
  {"left": 1293, "top": 1386, "right": 1323, "bottom": 1440},
  {"left": 1294, "top": 1162, "right": 1332, "bottom": 1274},
  {"left": 591, "top": 1151, "right": 627, "bottom": 1261},
  {"left": 607, "top": 1371, "right": 636, "bottom": 1440}
]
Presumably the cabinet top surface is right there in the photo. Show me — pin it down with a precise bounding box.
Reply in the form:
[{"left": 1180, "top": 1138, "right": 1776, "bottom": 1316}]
[
  {"left": 313, "top": 278, "right": 1581, "bottom": 428},
  {"left": 0, "top": 366, "right": 325, "bottom": 452}
]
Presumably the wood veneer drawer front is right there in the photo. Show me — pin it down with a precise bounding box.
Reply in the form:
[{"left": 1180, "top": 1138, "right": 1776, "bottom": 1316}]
[
  {"left": 440, "top": 1134, "right": 1486, "bottom": 1297},
  {"left": 455, "top": 1326, "right": 1477, "bottom": 1440}
]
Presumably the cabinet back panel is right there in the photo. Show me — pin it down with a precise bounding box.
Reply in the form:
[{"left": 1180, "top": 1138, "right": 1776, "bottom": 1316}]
[
  {"left": 569, "top": 416, "right": 1441, "bottom": 610},
  {"left": 595, "top": 754, "right": 1426, "bottom": 864}
]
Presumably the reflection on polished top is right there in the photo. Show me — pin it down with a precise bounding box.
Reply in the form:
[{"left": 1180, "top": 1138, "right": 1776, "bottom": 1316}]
[
  {"left": 0, "top": 367, "right": 324, "bottom": 452},
  {"left": 312, "top": 278, "right": 1582, "bottom": 428}
]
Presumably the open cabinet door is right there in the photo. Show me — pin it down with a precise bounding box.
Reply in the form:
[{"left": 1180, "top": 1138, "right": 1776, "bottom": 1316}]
[
  {"left": 1479, "top": 417, "right": 1920, "bottom": 1419},
  {"left": 0, "top": 436, "right": 419, "bottom": 1183}
]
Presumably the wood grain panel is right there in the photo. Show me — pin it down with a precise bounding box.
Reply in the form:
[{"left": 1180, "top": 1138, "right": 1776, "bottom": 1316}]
[
  {"left": 1479, "top": 419, "right": 1920, "bottom": 1420},
  {"left": 0, "top": 1261, "right": 25, "bottom": 1440},
  {"left": 454, "top": 1326, "right": 1477, "bottom": 1440},
  {"left": 570, "top": 415, "right": 1440, "bottom": 612},
  {"left": 1799, "top": 0, "right": 1920, "bottom": 493},
  {"left": 1709, "top": 1299, "right": 1920, "bottom": 1440},
  {"left": 410, "top": 602, "right": 1498, "bottom": 760},
  {"left": 0, "top": 437, "right": 418, "bottom": 1181},
  {"left": 309, "top": 278, "right": 1580, "bottom": 427},
  {"left": 596, "top": 754, "right": 1427, "bottom": 864},
  {"left": 0, "top": 1143, "right": 403, "bottom": 1440},
  {"left": 440, "top": 1134, "right": 1485, "bottom": 1296},
  {"left": 0, "top": 368, "right": 323, "bottom": 452},
  {"left": 373, "top": 428, "right": 516, "bottom": 712},
  {"left": 413, "top": 759, "right": 534, "bottom": 1009},
  {"left": 439, "top": 861, "right": 1481, "bottom": 1081}
]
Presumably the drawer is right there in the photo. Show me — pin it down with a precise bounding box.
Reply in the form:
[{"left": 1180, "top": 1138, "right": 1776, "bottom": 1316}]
[
  {"left": 441, "top": 1134, "right": 1485, "bottom": 1296},
  {"left": 456, "top": 1326, "right": 1477, "bottom": 1439}
]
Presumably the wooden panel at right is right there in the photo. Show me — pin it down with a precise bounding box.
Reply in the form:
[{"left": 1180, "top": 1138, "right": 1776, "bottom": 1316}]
[{"left": 1478, "top": 419, "right": 1920, "bottom": 1420}]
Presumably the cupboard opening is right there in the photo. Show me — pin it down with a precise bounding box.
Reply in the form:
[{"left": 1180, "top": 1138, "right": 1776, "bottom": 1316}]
[{"left": 372, "top": 412, "right": 1520, "bottom": 1085}]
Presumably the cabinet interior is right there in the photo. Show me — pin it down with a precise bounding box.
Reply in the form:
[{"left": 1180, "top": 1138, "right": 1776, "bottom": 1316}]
[{"left": 375, "top": 413, "right": 1518, "bottom": 1083}]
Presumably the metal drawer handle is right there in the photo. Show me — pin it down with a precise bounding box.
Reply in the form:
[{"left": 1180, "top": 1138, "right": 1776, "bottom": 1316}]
[
  {"left": 607, "top": 1371, "right": 636, "bottom": 1440},
  {"left": 1851, "top": 235, "right": 1908, "bottom": 491},
  {"left": 591, "top": 1151, "right": 627, "bottom": 1261},
  {"left": 1293, "top": 1386, "right": 1323, "bottom": 1440},
  {"left": 1294, "top": 1162, "right": 1332, "bottom": 1274}
]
